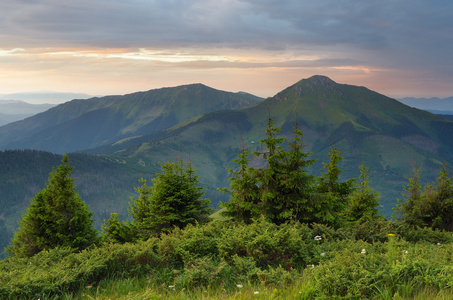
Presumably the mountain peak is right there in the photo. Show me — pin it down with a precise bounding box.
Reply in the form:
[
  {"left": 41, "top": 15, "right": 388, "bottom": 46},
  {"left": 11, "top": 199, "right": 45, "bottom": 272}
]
[
  {"left": 275, "top": 75, "right": 341, "bottom": 99},
  {"left": 305, "top": 75, "right": 336, "bottom": 85}
]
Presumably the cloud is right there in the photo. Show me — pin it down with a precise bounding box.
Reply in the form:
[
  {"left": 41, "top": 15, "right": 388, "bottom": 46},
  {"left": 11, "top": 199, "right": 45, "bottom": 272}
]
[{"left": 0, "top": 0, "right": 452, "bottom": 98}]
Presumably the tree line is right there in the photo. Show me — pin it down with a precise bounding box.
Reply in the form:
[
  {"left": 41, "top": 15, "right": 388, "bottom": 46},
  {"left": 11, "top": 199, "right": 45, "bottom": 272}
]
[{"left": 6, "top": 116, "right": 453, "bottom": 258}]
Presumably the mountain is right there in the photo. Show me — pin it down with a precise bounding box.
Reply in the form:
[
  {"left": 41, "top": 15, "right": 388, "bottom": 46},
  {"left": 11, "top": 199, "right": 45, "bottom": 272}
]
[
  {"left": 0, "top": 92, "right": 92, "bottom": 104},
  {"left": 95, "top": 76, "right": 453, "bottom": 218},
  {"left": 2, "top": 75, "right": 453, "bottom": 249},
  {"left": 0, "top": 100, "right": 55, "bottom": 126},
  {"left": 398, "top": 97, "right": 453, "bottom": 115},
  {"left": 0, "top": 84, "right": 263, "bottom": 153}
]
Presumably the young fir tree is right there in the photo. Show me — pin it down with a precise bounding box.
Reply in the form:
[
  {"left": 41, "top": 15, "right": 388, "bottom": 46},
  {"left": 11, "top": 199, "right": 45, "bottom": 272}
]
[
  {"left": 346, "top": 162, "right": 381, "bottom": 223},
  {"left": 129, "top": 157, "right": 212, "bottom": 237},
  {"left": 7, "top": 154, "right": 97, "bottom": 257},
  {"left": 260, "top": 119, "right": 316, "bottom": 224},
  {"left": 394, "top": 166, "right": 425, "bottom": 227},
  {"left": 313, "top": 145, "right": 355, "bottom": 228},
  {"left": 219, "top": 143, "right": 261, "bottom": 223},
  {"left": 222, "top": 116, "right": 316, "bottom": 225},
  {"left": 422, "top": 164, "right": 453, "bottom": 231},
  {"left": 101, "top": 213, "right": 138, "bottom": 244}
]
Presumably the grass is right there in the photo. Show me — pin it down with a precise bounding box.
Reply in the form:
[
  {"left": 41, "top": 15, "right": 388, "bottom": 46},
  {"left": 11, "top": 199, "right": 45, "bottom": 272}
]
[
  {"left": 62, "top": 273, "right": 453, "bottom": 300},
  {"left": 2, "top": 220, "right": 453, "bottom": 299}
]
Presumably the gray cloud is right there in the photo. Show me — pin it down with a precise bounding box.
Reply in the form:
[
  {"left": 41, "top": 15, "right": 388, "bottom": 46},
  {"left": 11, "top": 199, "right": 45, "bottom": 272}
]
[
  {"left": 1, "top": 0, "right": 450, "bottom": 50},
  {"left": 1, "top": 0, "right": 453, "bottom": 90}
]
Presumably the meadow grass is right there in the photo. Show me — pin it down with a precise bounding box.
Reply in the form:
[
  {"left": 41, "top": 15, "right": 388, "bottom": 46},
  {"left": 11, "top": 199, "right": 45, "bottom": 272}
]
[{"left": 2, "top": 220, "right": 453, "bottom": 299}]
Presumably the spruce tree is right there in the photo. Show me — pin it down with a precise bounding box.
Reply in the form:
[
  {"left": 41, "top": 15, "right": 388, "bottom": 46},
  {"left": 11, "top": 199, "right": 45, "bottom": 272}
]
[
  {"left": 7, "top": 154, "right": 97, "bottom": 257},
  {"left": 346, "top": 162, "right": 381, "bottom": 223},
  {"left": 394, "top": 166, "right": 425, "bottom": 227},
  {"left": 422, "top": 164, "right": 453, "bottom": 231},
  {"left": 219, "top": 144, "right": 261, "bottom": 223},
  {"left": 313, "top": 145, "right": 355, "bottom": 228},
  {"left": 259, "top": 119, "right": 316, "bottom": 224},
  {"left": 129, "top": 157, "right": 212, "bottom": 237},
  {"left": 222, "top": 116, "right": 317, "bottom": 225}
]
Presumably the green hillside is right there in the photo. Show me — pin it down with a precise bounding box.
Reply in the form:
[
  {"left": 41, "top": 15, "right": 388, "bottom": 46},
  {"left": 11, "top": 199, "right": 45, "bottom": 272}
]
[
  {"left": 2, "top": 75, "right": 453, "bottom": 259},
  {"left": 100, "top": 76, "right": 453, "bottom": 217},
  {"left": 0, "top": 84, "right": 262, "bottom": 153}
]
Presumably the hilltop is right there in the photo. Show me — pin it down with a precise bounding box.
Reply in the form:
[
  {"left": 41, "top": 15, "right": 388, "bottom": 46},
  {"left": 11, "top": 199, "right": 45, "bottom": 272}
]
[{"left": 0, "top": 84, "right": 262, "bottom": 153}]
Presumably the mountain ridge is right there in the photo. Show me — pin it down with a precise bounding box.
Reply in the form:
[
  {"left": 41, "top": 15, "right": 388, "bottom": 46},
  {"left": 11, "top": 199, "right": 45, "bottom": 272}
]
[
  {"left": 0, "top": 84, "right": 263, "bottom": 153},
  {"left": 1, "top": 75, "right": 453, "bottom": 235},
  {"left": 96, "top": 75, "right": 453, "bottom": 217}
]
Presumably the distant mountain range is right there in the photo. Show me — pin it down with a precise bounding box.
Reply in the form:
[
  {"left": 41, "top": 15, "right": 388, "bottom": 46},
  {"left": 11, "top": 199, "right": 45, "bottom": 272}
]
[
  {"left": 398, "top": 97, "right": 453, "bottom": 115},
  {"left": 0, "top": 100, "right": 55, "bottom": 126},
  {"left": 0, "top": 92, "right": 92, "bottom": 104},
  {"left": 1, "top": 76, "right": 453, "bottom": 256},
  {"left": 0, "top": 84, "right": 262, "bottom": 153}
]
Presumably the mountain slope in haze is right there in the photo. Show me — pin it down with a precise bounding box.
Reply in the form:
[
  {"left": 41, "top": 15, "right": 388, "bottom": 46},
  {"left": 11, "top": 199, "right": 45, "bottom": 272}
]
[
  {"left": 0, "top": 92, "right": 92, "bottom": 104},
  {"left": 0, "top": 84, "right": 263, "bottom": 153},
  {"left": 0, "top": 101, "right": 55, "bottom": 126},
  {"left": 98, "top": 76, "right": 453, "bottom": 217},
  {"left": 398, "top": 96, "right": 453, "bottom": 115}
]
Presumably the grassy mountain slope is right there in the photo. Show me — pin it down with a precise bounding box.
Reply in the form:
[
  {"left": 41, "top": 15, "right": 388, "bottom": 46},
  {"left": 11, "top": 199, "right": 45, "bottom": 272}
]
[
  {"left": 0, "top": 101, "right": 55, "bottom": 126},
  {"left": 0, "top": 84, "right": 262, "bottom": 153},
  {"left": 2, "top": 75, "right": 453, "bottom": 257},
  {"left": 99, "top": 76, "right": 453, "bottom": 217}
]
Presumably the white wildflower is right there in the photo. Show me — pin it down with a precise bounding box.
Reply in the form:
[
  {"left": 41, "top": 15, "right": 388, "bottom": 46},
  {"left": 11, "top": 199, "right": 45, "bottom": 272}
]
[
  {"left": 361, "top": 249, "right": 366, "bottom": 254},
  {"left": 437, "top": 243, "right": 441, "bottom": 246},
  {"left": 321, "top": 252, "right": 325, "bottom": 256},
  {"left": 254, "top": 291, "right": 259, "bottom": 294},
  {"left": 311, "top": 264, "right": 315, "bottom": 268},
  {"left": 168, "top": 285, "right": 175, "bottom": 288},
  {"left": 314, "top": 235, "right": 322, "bottom": 241},
  {"left": 404, "top": 250, "right": 408, "bottom": 254},
  {"left": 237, "top": 284, "right": 243, "bottom": 288}
]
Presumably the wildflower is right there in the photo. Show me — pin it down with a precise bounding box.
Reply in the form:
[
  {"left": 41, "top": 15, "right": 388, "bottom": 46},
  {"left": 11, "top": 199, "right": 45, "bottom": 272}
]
[
  {"left": 254, "top": 291, "right": 259, "bottom": 294},
  {"left": 311, "top": 264, "right": 315, "bottom": 268},
  {"left": 437, "top": 243, "right": 441, "bottom": 246},
  {"left": 168, "top": 285, "right": 175, "bottom": 288},
  {"left": 387, "top": 233, "right": 396, "bottom": 237},
  {"left": 237, "top": 284, "right": 243, "bottom": 288},
  {"left": 361, "top": 249, "right": 366, "bottom": 254},
  {"left": 314, "top": 235, "right": 322, "bottom": 241},
  {"left": 320, "top": 252, "right": 325, "bottom": 256},
  {"left": 404, "top": 250, "right": 408, "bottom": 254}
]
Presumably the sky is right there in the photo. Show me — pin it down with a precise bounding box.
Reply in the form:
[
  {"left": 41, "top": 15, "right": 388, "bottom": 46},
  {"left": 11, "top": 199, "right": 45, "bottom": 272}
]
[{"left": 1, "top": 0, "right": 453, "bottom": 103}]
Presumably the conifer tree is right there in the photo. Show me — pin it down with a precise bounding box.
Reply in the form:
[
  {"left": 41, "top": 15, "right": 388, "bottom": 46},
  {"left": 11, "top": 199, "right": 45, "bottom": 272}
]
[
  {"left": 395, "top": 166, "right": 425, "bottom": 227},
  {"left": 346, "top": 162, "right": 381, "bottom": 223},
  {"left": 422, "top": 164, "right": 453, "bottom": 231},
  {"left": 101, "top": 213, "right": 138, "bottom": 244},
  {"left": 222, "top": 116, "right": 317, "bottom": 225},
  {"left": 219, "top": 143, "right": 261, "bottom": 223},
  {"left": 7, "top": 154, "right": 97, "bottom": 257},
  {"left": 129, "top": 157, "right": 212, "bottom": 237},
  {"left": 258, "top": 119, "right": 316, "bottom": 224},
  {"left": 313, "top": 145, "right": 355, "bottom": 227}
]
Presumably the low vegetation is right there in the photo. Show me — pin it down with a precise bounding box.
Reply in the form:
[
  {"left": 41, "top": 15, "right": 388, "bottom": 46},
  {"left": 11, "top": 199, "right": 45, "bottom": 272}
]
[
  {"left": 1, "top": 117, "right": 453, "bottom": 299},
  {"left": 1, "top": 220, "right": 452, "bottom": 299}
]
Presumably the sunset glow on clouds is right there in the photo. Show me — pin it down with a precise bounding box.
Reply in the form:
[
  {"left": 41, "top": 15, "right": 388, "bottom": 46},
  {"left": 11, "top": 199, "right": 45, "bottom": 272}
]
[{"left": 1, "top": 0, "right": 452, "bottom": 102}]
